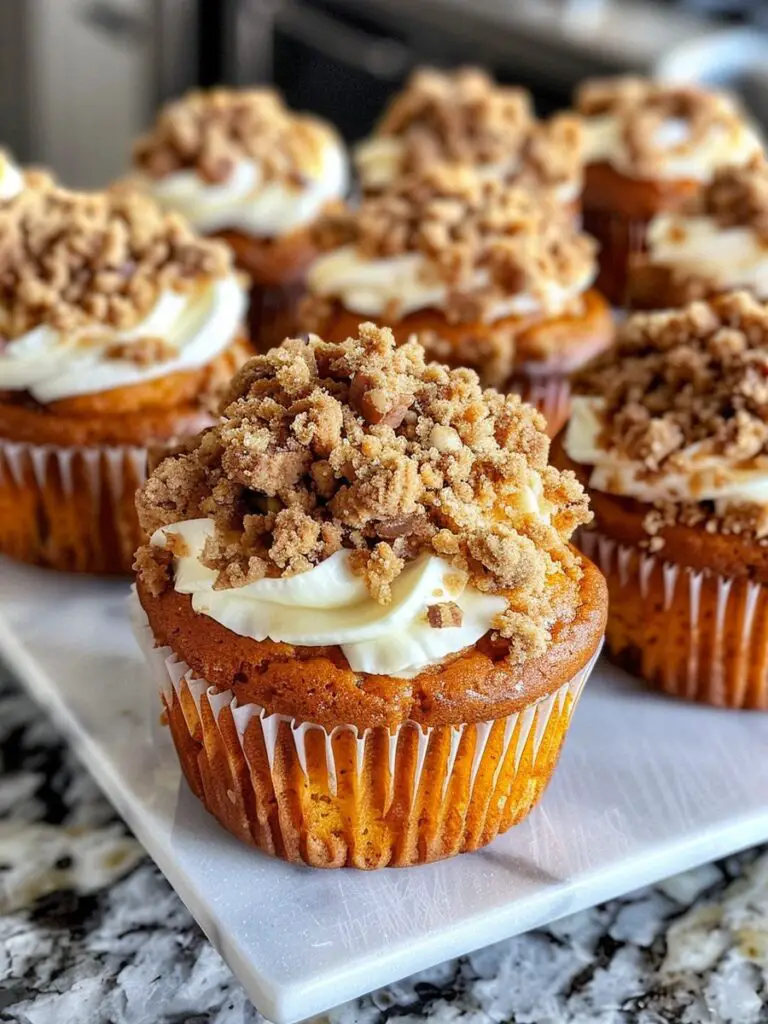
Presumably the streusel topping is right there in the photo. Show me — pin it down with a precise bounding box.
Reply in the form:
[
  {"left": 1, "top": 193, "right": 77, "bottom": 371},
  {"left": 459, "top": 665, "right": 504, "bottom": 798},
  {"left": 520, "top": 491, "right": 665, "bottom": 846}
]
[
  {"left": 0, "top": 185, "right": 232, "bottom": 339},
  {"left": 134, "top": 88, "right": 336, "bottom": 186},
  {"left": 576, "top": 77, "right": 752, "bottom": 178},
  {"left": 697, "top": 158, "right": 768, "bottom": 238},
  {"left": 311, "top": 165, "right": 596, "bottom": 322},
  {"left": 372, "top": 67, "right": 581, "bottom": 192},
  {"left": 137, "top": 324, "right": 590, "bottom": 663}
]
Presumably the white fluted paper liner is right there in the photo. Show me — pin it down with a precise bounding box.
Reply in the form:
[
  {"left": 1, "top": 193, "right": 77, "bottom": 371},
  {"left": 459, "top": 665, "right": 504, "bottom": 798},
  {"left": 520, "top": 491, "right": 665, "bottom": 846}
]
[
  {"left": 580, "top": 528, "right": 768, "bottom": 708},
  {"left": 130, "top": 590, "right": 601, "bottom": 864},
  {"left": 0, "top": 437, "right": 148, "bottom": 572}
]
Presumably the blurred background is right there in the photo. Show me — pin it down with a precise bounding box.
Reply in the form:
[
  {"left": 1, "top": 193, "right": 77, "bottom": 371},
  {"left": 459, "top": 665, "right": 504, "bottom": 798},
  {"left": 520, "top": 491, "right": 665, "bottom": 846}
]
[{"left": 3, "top": 0, "right": 768, "bottom": 188}]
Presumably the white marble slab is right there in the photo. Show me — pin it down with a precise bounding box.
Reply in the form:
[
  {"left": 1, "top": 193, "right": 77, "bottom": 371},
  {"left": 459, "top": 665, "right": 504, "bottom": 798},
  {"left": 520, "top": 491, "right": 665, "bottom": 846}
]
[{"left": 1, "top": 557, "right": 767, "bottom": 1024}]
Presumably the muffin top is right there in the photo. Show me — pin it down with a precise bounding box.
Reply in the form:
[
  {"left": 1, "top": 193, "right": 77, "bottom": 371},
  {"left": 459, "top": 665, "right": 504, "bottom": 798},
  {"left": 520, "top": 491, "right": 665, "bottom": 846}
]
[
  {"left": 305, "top": 164, "right": 597, "bottom": 325},
  {"left": 356, "top": 67, "right": 583, "bottom": 199},
  {"left": 133, "top": 88, "right": 348, "bottom": 237},
  {"left": 576, "top": 76, "right": 763, "bottom": 183},
  {"left": 0, "top": 185, "right": 246, "bottom": 403},
  {"left": 564, "top": 292, "right": 768, "bottom": 540},
  {"left": 136, "top": 323, "right": 591, "bottom": 674}
]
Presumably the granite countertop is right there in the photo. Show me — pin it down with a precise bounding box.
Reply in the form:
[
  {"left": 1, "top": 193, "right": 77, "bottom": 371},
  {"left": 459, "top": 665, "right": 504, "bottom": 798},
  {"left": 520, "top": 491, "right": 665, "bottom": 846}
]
[{"left": 0, "top": 664, "right": 767, "bottom": 1024}]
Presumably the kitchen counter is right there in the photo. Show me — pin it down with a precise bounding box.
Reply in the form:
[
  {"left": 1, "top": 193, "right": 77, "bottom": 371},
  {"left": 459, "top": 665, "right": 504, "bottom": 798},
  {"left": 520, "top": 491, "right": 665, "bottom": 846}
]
[{"left": 0, "top": 663, "right": 766, "bottom": 1024}]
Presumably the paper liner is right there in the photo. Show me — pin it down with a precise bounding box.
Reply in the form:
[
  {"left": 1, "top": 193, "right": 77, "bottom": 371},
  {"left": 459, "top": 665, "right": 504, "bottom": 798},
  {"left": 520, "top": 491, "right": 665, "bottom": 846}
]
[
  {"left": 131, "top": 594, "right": 600, "bottom": 869},
  {"left": 581, "top": 529, "right": 768, "bottom": 710},
  {"left": 582, "top": 207, "right": 648, "bottom": 308},
  {"left": 248, "top": 278, "right": 306, "bottom": 352},
  {"left": 0, "top": 438, "right": 148, "bottom": 573},
  {"left": 509, "top": 374, "right": 572, "bottom": 438}
]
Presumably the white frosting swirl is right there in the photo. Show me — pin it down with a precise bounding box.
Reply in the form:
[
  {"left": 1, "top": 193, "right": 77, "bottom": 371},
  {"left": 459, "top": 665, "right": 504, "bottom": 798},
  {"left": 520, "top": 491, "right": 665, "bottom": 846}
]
[
  {"left": 0, "top": 151, "right": 24, "bottom": 201},
  {"left": 0, "top": 275, "right": 247, "bottom": 402},
  {"left": 563, "top": 395, "right": 768, "bottom": 510},
  {"left": 582, "top": 111, "right": 763, "bottom": 182},
  {"left": 152, "top": 518, "right": 507, "bottom": 679},
  {"left": 145, "top": 141, "right": 348, "bottom": 237},
  {"left": 646, "top": 213, "right": 768, "bottom": 296},
  {"left": 307, "top": 245, "right": 596, "bottom": 322}
]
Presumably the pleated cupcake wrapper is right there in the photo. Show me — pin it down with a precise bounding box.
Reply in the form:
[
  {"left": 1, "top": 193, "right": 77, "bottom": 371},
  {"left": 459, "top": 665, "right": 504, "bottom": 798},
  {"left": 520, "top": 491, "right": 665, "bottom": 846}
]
[
  {"left": 131, "top": 593, "right": 600, "bottom": 866},
  {"left": 510, "top": 374, "right": 572, "bottom": 437},
  {"left": 580, "top": 528, "right": 768, "bottom": 709},
  {"left": 249, "top": 278, "right": 306, "bottom": 351},
  {"left": 0, "top": 438, "right": 148, "bottom": 573},
  {"left": 582, "top": 208, "right": 648, "bottom": 308}
]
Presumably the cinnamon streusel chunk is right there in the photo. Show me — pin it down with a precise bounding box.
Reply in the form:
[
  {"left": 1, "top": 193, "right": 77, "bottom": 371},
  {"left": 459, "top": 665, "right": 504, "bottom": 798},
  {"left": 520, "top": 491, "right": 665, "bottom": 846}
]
[{"left": 137, "top": 323, "right": 591, "bottom": 664}]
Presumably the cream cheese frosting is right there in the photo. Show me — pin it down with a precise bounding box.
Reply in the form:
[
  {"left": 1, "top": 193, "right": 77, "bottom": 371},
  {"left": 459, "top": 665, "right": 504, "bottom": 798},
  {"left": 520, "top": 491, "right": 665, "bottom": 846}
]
[
  {"left": 307, "top": 244, "right": 597, "bottom": 322},
  {"left": 564, "top": 394, "right": 768, "bottom": 511},
  {"left": 581, "top": 110, "right": 763, "bottom": 183},
  {"left": 145, "top": 141, "right": 349, "bottom": 238},
  {"left": 0, "top": 151, "right": 24, "bottom": 201},
  {"left": 645, "top": 213, "right": 768, "bottom": 296},
  {"left": 152, "top": 518, "right": 507, "bottom": 679},
  {"left": 0, "top": 274, "right": 247, "bottom": 402}
]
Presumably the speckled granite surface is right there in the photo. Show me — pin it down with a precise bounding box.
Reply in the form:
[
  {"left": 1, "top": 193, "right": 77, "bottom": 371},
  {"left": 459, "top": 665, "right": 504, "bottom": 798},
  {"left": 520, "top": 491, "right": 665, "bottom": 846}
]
[{"left": 0, "top": 663, "right": 766, "bottom": 1024}]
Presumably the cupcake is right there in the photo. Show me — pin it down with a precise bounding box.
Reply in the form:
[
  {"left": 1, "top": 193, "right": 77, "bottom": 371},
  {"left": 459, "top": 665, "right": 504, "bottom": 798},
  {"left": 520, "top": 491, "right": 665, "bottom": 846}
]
[
  {"left": 355, "top": 66, "right": 583, "bottom": 211},
  {"left": 132, "top": 323, "right": 606, "bottom": 868},
  {"left": 628, "top": 158, "right": 768, "bottom": 309},
  {"left": 133, "top": 88, "right": 349, "bottom": 349},
  {"left": 558, "top": 292, "right": 768, "bottom": 709},
  {"left": 0, "top": 185, "right": 250, "bottom": 574},
  {"left": 576, "top": 77, "right": 764, "bottom": 305},
  {"left": 300, "top": 165, "right": 613, "bottom": 436}
]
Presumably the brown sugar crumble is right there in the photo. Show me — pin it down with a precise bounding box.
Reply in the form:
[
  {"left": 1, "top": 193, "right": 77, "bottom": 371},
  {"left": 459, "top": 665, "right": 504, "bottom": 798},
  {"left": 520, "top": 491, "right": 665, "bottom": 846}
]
[
  {"left": 575, "top": 77, "right": 753, "bottom": 178},
  {"left": 427, "top": 601, "right": 463, "bottom": 628},
  {"left": 0, "top": 185, "right": 233, "bottom": 340},
  {"left": 308, "top": 164, "right": 596, "bottom": 323},
  {"left": 136, "top": 323, "right": 591, "bottom": 665},
  {"left": 573, "top": 292, "right": 768, "bottom": 539},
  {"left": 696, "top": 158, "right": 768, "bottom": 239},
  {"left": 133, "top": 87, "right": 337, "bottom": 186},
  {"left": 367, "top": 67, "right": 582, "bottom": 194}
]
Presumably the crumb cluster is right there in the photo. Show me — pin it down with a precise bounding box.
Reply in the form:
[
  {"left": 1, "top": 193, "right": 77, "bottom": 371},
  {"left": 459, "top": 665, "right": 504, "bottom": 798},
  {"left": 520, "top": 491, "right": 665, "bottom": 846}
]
[
  {"left": 698, "top": 158, "right": 768, "bottom": 237},
  {"left": 371, "top": 67, "right": 582, "bottom": 193},
  {"left": 574, "top": 292, "right": 768, "bottom": 539},
  {"left": 576, "top": 77, "right": 750, "bottom": 178},
  {"left": 134, "top": 88, "right": 336, "bottom": 186},
  {"left": 311, "top": 165, "right": 596, "bottom": 322},
  {"left": 136, "top": 324, "right": 590, "bottom": 665},
  {"left": 0, "top": 185, "right": 232, "bottom": 340}
]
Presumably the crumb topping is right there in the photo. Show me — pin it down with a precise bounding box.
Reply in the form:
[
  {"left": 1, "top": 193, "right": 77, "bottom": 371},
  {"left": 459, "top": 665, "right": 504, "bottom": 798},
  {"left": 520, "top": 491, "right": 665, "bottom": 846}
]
[
  {"left": 372, "top": 67, "right": 581, "bottom": 192},
  {"left": 0, "top": 185, "right": 232, "bottom": 340},
  {"left": 696, "top": 158, "right": 768, "bottom": 238},
  {"left": 574, "top": 292, "right": 768, "bottom": 538},
  {"left": 312, "top": 165, "right": 596, "bottom": 322},
  {"left": 133, "top": 88, "right": 336, "bottom": 186},
  {"left": 137, "top": 323, "right": 590, "bottom": 665},
  {"left": 576, "top": 76, "right": 751, "bottom": 178}
]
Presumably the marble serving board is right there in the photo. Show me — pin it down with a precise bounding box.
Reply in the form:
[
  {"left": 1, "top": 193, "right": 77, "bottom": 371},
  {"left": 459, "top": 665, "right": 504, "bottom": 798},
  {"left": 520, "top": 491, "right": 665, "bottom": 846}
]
[{"left": 1, "top": 558, "right": 768, "bottom": 1024}]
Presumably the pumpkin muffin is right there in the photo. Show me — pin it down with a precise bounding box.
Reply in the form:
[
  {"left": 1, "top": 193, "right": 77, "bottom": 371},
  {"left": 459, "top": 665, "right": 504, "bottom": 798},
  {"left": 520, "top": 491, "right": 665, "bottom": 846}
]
[
  {"left": 557, "top": 292, "right": 768, "bottom": 709},
  {"left": 132, "top": 323, "right": 606, "bottom": 868},
  {"left": 0, "top": 185, "right": 251, "bottom": 574},
  {"left": 576, "top": 77, "right": 764, "bottom": 305},
  {"left": 133, "top": 88, "right": 348, "bottom": 349},
  {"left": 355, "top": 66, "right": 583, "bottom": 211},
  {"left": 628, "top": 158, "right": 768, "bottom": 309},
  {"left": 299, "top": 165, "right": 613, "bottom": 437}
]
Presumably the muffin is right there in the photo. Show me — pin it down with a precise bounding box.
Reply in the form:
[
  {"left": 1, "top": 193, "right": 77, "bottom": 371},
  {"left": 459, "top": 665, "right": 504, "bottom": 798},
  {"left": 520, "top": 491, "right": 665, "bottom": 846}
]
[
  {"left": 629, "top": 158, "right": 768, "bottom": 309},
  {"left": 132, "top": 323, "right": 607, "bottom": 868},
  {"left": 0, "top": 185, "right": 251, "bottom": 574},
  {"left": 300, "top": 165, "right": 612, "bottom": 437},
  {"left": 576, "top": 77, "right": 764, "bottom": 305},
  {"left": 355, "top": 66, "right": 583, "bottom": 211},
  {"left": 133, "top": 88, "right": 349, "bottom": 349},
  {"left": 557, "top": 292, "right": 768, "bottom": 709}
]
